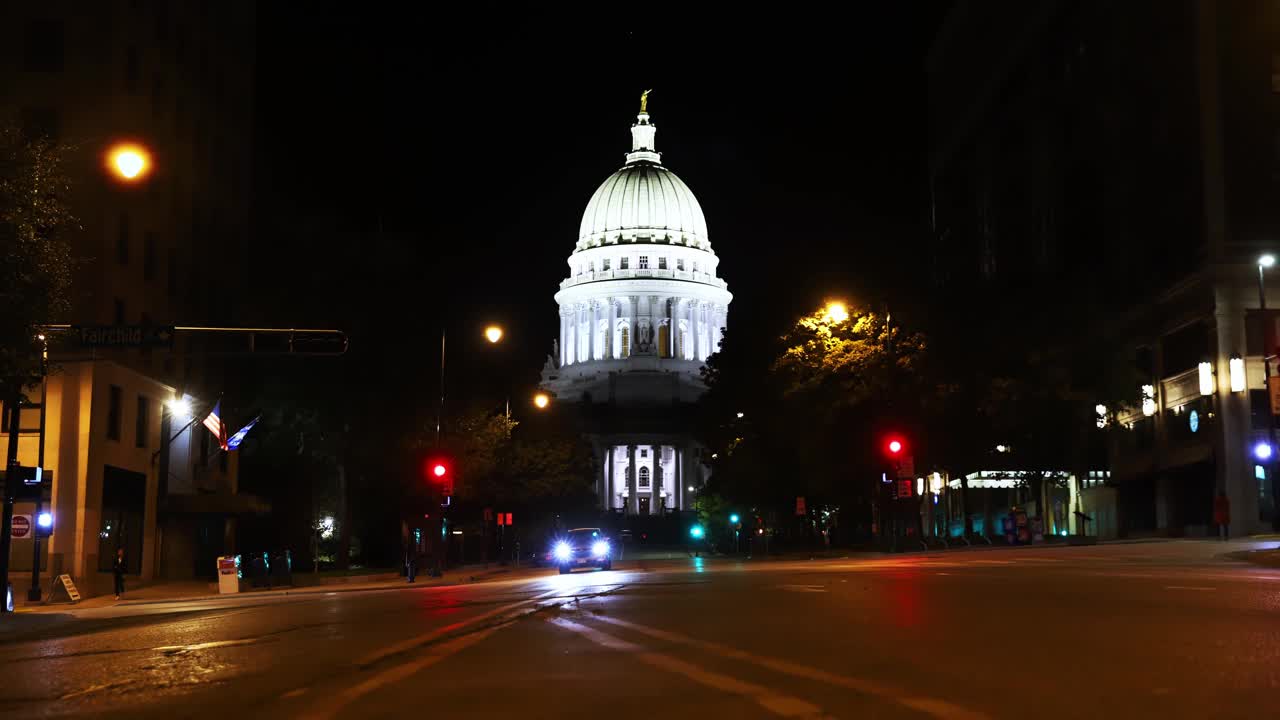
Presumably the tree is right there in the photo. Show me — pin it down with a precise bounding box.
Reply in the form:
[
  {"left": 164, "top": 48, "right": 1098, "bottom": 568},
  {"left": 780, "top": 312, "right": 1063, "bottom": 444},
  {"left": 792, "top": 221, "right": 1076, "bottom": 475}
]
[
  {"left": 700, "top": 304, "right": 940, "bottom": 539},
  {"left": 0, "top": 125, "right": 77, "bottom": 393}
]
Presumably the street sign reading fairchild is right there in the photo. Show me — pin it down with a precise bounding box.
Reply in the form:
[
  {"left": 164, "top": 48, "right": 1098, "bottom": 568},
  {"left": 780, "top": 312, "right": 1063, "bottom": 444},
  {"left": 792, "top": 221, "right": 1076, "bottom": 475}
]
[{"left": 74, "top": 325, "right": 174, "bottom": 348}]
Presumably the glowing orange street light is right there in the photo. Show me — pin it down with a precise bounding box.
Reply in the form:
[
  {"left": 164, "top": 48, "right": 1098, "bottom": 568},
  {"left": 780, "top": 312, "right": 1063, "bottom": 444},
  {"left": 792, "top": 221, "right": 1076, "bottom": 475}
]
[
  {"left": 484, "top": 325, "right": 504, "bottom": 344},
  {"left": 106, "top": 142, "right": 152, "bottom": 182},
  {"left": 822, "top": 301, "right": 849, "bottom": 324},
  {"left": 533, "top": 393, "right": 550, "bottom": 409}
]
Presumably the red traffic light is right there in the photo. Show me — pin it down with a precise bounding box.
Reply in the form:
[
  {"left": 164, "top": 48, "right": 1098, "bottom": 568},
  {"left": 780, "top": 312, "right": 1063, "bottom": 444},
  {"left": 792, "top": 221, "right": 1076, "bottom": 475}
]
[
  {"left": 887, "top": 439, "right": 903, "bottom": 455},
  {"left": 432, "top": 463, "right": 447, "bottom": 478}
]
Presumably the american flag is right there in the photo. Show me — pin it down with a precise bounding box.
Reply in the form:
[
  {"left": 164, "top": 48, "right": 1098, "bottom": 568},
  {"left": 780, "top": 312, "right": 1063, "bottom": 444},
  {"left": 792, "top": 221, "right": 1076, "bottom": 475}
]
[{"left": 203, "top": 400, "right": 229, "bottom": 451}]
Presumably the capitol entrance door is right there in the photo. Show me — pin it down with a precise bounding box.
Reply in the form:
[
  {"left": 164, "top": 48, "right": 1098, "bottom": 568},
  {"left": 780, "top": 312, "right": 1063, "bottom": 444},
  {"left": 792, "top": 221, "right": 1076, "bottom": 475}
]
[{"left": 638, "top": 497, "right": 651, "bottom": 515}]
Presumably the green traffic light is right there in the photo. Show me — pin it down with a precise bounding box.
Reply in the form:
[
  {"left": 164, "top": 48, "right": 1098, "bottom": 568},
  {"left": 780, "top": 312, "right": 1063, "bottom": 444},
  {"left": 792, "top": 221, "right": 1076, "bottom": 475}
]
[
  {"left": 689, "top": 525, "right": 705, "bottom": 539},
  {"left": 729, "top": 514, "right": 740, "bottom": 524}
]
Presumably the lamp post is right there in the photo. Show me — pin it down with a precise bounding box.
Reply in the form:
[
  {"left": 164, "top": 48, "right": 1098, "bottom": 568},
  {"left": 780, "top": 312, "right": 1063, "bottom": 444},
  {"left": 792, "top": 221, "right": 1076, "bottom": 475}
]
[
  {"left": 27, "top": 335, "right": 48, "bottom": 602},
  {"left": 1260, "top": 254, "right": 1280, "bottom": 530}
]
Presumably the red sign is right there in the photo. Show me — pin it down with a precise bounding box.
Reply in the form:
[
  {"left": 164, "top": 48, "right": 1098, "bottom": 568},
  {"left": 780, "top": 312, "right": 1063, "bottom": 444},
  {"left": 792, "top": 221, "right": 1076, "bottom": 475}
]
[
  {"left": 218, "top": 557, "right": 238, "bottom": 575},
  {"left": 795, "top": 497, "right": 806, "bottom": 516},
  {"left": 496, "top": 513, "right": 513, "bottom": 526},
  {"left": 10, "top": 515, "right": 30, "bottom": 539},
  {"left": 897, "top": 479, "right": 914, "bottom": 499}
]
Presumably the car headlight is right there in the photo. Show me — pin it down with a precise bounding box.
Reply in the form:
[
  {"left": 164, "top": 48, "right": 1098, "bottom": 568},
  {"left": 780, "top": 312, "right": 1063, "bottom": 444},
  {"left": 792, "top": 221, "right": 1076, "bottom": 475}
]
[
  {"left": 592, "top": 540, "right": 610, "bottom": 557},
  {"left": 553, "top": 542, "right": 572, "bottom": 562}
]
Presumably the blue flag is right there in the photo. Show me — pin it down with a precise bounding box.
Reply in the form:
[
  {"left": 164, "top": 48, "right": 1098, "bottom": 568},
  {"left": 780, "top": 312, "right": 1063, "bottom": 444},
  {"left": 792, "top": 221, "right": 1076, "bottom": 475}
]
[{"left": 226, "top": 416, "right": 260, "bottom": 450}]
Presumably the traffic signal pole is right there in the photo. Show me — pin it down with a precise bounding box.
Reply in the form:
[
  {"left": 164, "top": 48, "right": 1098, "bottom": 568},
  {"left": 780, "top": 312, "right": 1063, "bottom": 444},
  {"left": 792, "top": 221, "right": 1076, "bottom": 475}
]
[
  {"left": 2, "top": 393, "right": 20, "bottom": 611},
  {"left": 28, "top": 339, "right": 48, "bottom": 602}
]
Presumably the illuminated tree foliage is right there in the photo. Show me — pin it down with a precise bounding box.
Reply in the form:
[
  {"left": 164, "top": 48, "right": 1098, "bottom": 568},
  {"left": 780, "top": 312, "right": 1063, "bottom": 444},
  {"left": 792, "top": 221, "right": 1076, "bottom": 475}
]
[{"left": 0, "top": 125, "right": 78, "bottom": 392}]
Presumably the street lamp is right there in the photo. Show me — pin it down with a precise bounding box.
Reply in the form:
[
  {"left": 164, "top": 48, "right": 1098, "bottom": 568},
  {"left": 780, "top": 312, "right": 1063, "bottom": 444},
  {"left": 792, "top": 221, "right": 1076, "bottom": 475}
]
[
  {"left": 822, "top": 301, "right": 849, "bottom": 324},
  {"left": 533, "top": 393, "right": 550, "bottom": 409},
  {"left": 166, "top": 395, "right": 192, "bottom": 421},
  {"left": 105, "top": 142, "right": 152, "bottom": 182},
  {"left": 437, "top": 323, "right": 505, "bottom": 443},
  {"left": 1259, "top": 253, "right": 1280, "bottom": 530}
]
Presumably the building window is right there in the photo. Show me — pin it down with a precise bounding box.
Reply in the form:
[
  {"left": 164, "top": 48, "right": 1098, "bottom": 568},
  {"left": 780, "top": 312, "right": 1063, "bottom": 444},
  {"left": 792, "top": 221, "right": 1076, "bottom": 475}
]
[
  {"left": 125, "top": 46, "right": 139, "bottom": 93},
  {"left": 602, "top": 259, "right": 610, "bottom": 271},
  {"left": 640, "top": 448, "right": 648, "bottom": 458},
  {"left": 693, "top": 261, "right": 699, "bottom": 273},
  {"left": 639, "top": 256, "right": 649, "bottom": 270},
  {"left": 135, "top": 396, "right": 149, "bottom": 448},
  {"left": 24, "top": 20, "right": 64, "bottom": 72},
  {"left": 113, "top": 298, "right": 125, "bottom": 325},
  {"left": 107, "top": 385, "right": 123, "bottom": 441},
  {"left": 117, "top": 215, "right": 130, "bottom": 264},
  {"left": 588, "top": 261, "right": 594, "bottom": 272},
  {"left": 639, "top": 467, "right": 650, "bottom": 488},
  {"left": 620, "top": 326, "right": 630, "bottom": 358},
  {"left": 143, "top": 232, "right": 157, "bottom": 280},
  {"left": 620, "top": 257, "right": 629, "bottom": 270},
  {"left": 658, "top": 257, "right": 667, "bottom": 270},
  {"left": 677, "top": 258, "right": 685, "bottom": 271}
]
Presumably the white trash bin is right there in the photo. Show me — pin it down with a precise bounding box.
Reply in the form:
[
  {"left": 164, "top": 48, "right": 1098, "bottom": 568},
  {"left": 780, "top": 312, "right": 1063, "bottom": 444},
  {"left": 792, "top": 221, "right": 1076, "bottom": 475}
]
[{"left": 216, "top": 555, "right": 241, "bottom": 594}]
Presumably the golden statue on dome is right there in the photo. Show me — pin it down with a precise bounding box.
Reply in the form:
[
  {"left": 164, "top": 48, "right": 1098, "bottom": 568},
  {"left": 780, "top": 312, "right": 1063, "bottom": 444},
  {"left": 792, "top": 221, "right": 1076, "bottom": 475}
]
[{"left": 640, "top": 89, "right": 652, "bottom": 114}]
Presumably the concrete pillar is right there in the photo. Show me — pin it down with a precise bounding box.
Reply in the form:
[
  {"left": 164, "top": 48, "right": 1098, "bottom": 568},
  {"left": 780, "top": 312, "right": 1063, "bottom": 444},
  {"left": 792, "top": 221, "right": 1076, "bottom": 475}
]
[
  {"left": 670, "top": 297, "right": 680, "bottom": 356},
  {"left": 605, "top": 446, "right": 614, "bottom": 511},
  {"left": 692, "top": 301, "right": 701, "bottom": 361},
  {"left": 608, "top": 299, "right": 617, "bottom": 359},
  {"left": 1214, "top": 286, "right": 1259, "bottom": 535},
  {"left": 589, "top": 302, "right": 598, "bottom": 361},
  {"left": 675, "top": 446, "right": 684, "bottom": 510},
  {"left": 627, "top": 444, "right": 638, "bottom": 514},
  {"left": 558, "top": 314, "right": 565, "bottom": 366},
  {"left": 566, "top": 308, "right": 576, "bottom": 365}
]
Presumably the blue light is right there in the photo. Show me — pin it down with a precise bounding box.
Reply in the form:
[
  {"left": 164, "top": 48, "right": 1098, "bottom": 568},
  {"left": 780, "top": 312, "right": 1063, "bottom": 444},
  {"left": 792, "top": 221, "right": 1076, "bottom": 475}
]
[
  {"left": 689, "top": 525, "right": 705, "bottom": 539},
  {"left": 1255, "top": 441, "right": 1273, "bottom": 461},
  {"left": 36, "top": 512, "right": 52, "bottom": 528},
  {"left": 729, "top": 513, "right": 740, "bottom": 524}
]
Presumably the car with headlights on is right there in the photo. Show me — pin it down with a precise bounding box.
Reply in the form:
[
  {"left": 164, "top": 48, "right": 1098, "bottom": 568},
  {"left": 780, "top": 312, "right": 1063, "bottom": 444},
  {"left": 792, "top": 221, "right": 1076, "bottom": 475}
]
[{"left": 551, "top": 528, "right": 613, "bottom": 573}]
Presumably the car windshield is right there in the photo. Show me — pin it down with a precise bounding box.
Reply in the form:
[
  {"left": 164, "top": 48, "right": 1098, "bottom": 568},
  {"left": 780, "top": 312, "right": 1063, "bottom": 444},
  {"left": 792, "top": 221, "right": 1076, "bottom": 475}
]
[{"left": 567, "top": 529, "right": 600, "bottom": 544}]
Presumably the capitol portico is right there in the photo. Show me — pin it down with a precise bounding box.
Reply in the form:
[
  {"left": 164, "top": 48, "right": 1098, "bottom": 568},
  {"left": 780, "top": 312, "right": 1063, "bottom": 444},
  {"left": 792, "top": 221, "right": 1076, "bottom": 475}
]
[{"left": 542, "top": 96, "right": 731, "bottom": 515}]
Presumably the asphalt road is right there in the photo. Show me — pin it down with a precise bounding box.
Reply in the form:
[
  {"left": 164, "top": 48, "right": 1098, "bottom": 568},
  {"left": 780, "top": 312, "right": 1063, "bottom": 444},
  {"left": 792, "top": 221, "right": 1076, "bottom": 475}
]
[{"left": 1, "top": 540, "right": 1278, "bottom": 719}]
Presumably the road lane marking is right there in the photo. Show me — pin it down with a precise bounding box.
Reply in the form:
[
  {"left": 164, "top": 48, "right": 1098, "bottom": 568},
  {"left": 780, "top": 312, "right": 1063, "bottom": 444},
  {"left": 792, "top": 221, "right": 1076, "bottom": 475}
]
[
  {"left": 303, "top": 624, "right": 503, "bottom": 720},
  {"left": 59, "top": 678, "right": 135, "bottom": 700},
  {"left": 548, "top": 617, "right": 828, "bottom": 718},
  {"left": 589, "top": 615, "right": 989, "bottom": 720},
  {"left": 777, "top": 584, "right": 827, "bottom": 593},
  {"left": 154, "top": 638, "right": 260, "bottom": 655},
  {"left": 355, "top": 588, "right": 560, "bottom": 667},
  {"left": 1164, "top": 585, "right": 1215, "bottom": 591}
]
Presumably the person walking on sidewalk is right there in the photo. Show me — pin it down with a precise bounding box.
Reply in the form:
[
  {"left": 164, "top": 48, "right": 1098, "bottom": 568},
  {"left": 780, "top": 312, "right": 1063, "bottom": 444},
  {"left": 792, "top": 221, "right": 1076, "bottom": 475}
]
[
  {"left": 1213, "top": 491, "right": 1230, "bottom": 541},
  {"left": 112, "top": 548, "right": 127, "bottom": 600}
]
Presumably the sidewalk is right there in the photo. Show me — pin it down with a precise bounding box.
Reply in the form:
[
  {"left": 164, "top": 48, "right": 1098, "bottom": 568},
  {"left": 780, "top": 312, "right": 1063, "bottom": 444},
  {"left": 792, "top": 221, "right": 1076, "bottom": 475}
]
[{"left": 14, "top": 563, "right": 543, "bottom": 614}]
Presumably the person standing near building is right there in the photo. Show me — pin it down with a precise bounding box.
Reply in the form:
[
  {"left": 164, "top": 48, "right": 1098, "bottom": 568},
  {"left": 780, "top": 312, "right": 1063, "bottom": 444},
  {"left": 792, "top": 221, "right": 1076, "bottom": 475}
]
[
  {"left": 1213, "top": 491, "right": 1231, "bottom": 541},
  {"left": 112, "top": 548, "right": 127, "bottom": 600}
]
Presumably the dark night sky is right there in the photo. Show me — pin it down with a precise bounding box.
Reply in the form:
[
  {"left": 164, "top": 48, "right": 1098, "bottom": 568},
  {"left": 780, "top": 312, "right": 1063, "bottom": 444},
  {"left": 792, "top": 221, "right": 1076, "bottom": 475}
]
[{"left": 245, "top": 11, "right": 944, "bottom": 419}]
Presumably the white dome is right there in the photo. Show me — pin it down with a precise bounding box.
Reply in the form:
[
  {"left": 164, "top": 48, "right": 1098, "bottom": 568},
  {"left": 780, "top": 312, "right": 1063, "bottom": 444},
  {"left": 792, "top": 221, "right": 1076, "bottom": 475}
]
[{"left": 575, "top": 112, "right": 712, "bottom": 253}]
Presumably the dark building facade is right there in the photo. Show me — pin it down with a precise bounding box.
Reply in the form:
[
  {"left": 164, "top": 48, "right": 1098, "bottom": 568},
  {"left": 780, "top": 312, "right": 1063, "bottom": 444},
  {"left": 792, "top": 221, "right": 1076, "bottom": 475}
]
[
  {"left": 1, "top": 0, "right": 262, "bottom": 590},
  {"left": 928, "top": 1, "right": 1280, "bottom": 536}
]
